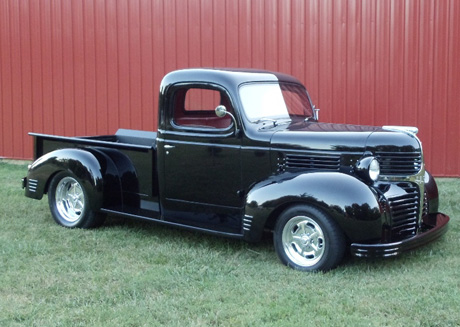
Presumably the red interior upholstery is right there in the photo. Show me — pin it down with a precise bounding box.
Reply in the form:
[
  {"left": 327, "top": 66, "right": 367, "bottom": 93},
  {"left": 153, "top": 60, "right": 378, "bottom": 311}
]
[
  {"left": 175, "top": 114, "right": 231, "bottom": 128},
  {"left": 173, "top": 88, "right": 233, "bottom": 129}
]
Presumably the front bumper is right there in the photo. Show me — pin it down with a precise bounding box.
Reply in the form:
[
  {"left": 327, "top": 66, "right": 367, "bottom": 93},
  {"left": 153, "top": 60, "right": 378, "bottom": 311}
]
[{"left": 350, "top": 213, "right": 449, "bottom": 258}]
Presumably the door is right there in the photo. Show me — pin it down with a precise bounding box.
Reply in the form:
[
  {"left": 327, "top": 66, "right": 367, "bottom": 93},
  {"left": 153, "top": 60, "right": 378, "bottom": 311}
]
[{"left": 160, "top": 86, "right": 243, "bottom": 234}]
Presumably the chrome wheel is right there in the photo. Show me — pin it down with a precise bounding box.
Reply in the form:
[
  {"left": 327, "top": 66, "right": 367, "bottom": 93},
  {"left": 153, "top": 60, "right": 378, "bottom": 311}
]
[
  {"left": 55, "top": 177, "right": 86, "bottom": 223},
  {"left": 281, "top": 215, "right": 325, "bottom": 267}
]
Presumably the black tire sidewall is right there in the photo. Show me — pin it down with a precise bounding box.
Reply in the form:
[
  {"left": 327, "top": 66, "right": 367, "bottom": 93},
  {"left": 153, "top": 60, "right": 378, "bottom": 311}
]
[{"left": 274, "top": 205, "right": 345, "bottom": 272}]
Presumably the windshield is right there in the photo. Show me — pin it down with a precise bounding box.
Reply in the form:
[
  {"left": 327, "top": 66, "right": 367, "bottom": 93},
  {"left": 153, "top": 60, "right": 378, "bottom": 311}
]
[{"left": 239, "top": 82, "right": 314, "bottom": 123}]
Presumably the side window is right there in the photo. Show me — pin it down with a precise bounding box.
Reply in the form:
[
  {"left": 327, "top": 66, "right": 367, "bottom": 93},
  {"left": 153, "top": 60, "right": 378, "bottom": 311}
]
[
  {"left": 281, "top": 84, "right": 313, "bottom": 117},
  {"left": 173, "top": 87, "right": 233, "bottom": 129},
  {"left": 185, "top": 88, "right": 220, "bottom": 111}
]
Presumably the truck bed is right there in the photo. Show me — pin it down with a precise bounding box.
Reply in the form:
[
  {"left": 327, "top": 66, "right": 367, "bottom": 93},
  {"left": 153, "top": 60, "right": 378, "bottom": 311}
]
[
  {"left": 30, "top": 128, "right": 160, "bottom": 217},
  {"left": 86, "top": 129, "right": 157, "bottom": 147},
  {"left": 31, "top": 129, "right": 157, "bottom": 159}
]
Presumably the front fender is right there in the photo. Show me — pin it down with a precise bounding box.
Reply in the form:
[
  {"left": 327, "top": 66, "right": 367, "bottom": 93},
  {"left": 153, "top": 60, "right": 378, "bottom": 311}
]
[
  {"left": 244, "top": 172, "right": 383, "bottom": 242},
  {"left": 24, "top": 148, "right": 109, "bottom": 210},
  {"left": 424, "top": 170, "right": 439, "bottom": 214}
]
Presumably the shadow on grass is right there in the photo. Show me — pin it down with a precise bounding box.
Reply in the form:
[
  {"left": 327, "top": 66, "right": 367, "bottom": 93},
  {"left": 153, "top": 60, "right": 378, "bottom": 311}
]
[
  {"left": 101, "top": 213, "right": 275, "bottom": 253},
  {"left": 99, "top": 213, "right": 445, "bottom": 274}
]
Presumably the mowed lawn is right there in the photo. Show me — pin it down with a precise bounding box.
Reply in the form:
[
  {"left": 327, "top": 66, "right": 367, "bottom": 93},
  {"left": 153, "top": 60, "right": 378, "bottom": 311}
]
[{"left": 1, "top": 161, "right": 459, "bottom": 327}]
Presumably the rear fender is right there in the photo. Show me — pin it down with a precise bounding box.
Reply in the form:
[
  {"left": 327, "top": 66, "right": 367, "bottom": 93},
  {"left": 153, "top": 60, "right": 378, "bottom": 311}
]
[
  {"left": 244, "top": 172, "right": 383, "bottom": 242},
  {"left": 24, "top": 148, "right": 120, "bottom": 210}
]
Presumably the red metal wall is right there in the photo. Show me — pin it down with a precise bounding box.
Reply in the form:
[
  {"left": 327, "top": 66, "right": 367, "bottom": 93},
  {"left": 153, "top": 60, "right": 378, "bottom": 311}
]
[{"left": 1, "top": 0, "right": 459, "bottom": 176}]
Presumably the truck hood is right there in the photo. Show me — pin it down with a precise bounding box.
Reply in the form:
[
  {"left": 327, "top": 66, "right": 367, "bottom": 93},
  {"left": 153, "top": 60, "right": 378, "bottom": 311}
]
[{"left": 269, "top": 122, "right": 421, "bottom": 154}]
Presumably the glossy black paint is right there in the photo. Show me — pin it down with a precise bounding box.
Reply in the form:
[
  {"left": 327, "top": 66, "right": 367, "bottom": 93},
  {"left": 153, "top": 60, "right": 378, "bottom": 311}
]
[
  {"left": 25, "top": 130, "right": 159, "bottom": 215},
  {"left": 424, "top": 170, "right": 439, "bottom": 214},
  {"left": 351, "top": 213, "right": 449, "bottom": 257},
  {"left": 354, "top": 156, "right": 378, "bottom": 184},
  {"left": 23, "top": 68, "right": 450, "bottom": 259},
  {"left": 25, "top": 148, "right": 105, "bottom": 210},
  {"left": 244, "top": 172, "right": 382, "bottom": 243}
]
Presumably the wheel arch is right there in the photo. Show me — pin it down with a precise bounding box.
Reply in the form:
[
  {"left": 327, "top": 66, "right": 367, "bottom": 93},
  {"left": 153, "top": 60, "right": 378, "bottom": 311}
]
[
  {"left": 264, "top": 200, "right": 312, "bottom": 231},
  {"left": 25, "top": 148, "right": 121, "bottom": 210},
  {"left": 243, "top": 172, "right": 383, "bottom": 243}
]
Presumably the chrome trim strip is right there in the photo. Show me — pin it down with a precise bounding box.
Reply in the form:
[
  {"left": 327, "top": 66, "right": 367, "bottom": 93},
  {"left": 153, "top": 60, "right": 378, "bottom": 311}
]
[
  {"left": 28, "top": 179, "right": 38, "bottom": 193},
  {"left": 243, "top": 214, "right": 253, "bottom": 231},
  {"left": 382, "top": 125, "right": 418, "bottom": 135},
  {"left": 380, "top": 134, "right": 425, "bottom": 229}
]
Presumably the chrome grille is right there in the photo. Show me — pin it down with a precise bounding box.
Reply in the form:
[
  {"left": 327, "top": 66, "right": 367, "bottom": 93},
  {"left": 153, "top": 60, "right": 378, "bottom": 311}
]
[
  {"left": 377, "top": 151, "right": 422, "bottom": 176},
  {"left": 279, "top": 153, "right": 341, "bottom": 172},
  {"left": 388, "top": 183, "right": 419, "bottom": 239}
]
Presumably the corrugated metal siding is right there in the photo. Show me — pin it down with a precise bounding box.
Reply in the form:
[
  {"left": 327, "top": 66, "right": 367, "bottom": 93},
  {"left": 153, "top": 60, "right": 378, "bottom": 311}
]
[{"left": 0, "top": 0, "right": 459, "bottom": 176}]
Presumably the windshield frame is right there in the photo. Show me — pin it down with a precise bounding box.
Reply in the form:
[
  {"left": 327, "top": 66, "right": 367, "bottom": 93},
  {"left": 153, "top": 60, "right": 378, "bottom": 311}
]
[{"left": 238, "top": 81, "right": 315, "bottom": 124}]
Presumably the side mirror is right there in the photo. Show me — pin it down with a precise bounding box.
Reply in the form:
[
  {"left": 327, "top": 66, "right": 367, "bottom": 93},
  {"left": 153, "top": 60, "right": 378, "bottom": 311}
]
[
  {"left": 215, "top": 105, "right": 239, "bottom": 136},
  {"left": 215, "top": 105, "right": 228, "bottom": 118}
]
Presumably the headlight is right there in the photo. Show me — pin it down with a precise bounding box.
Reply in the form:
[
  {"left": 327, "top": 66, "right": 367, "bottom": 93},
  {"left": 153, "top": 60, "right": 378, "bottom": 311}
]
[
  {"left": 355, "top": 156, "right": 380, "bottom": 184},
  {"left": 368, "top": 158, "right": 380, "bottom": 181}
]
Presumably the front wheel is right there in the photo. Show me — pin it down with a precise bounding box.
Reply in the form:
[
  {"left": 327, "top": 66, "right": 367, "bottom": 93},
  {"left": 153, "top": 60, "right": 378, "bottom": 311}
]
[
  {"left": 48, "top": 171, "right": 105, "bottom": 228},
  {"left": 274, "top": 205, "right": 346, "bottom": 272}
]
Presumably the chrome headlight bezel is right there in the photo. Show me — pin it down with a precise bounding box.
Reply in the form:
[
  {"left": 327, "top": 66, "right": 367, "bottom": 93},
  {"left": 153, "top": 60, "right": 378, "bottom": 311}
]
[{"left": 355, "top": 156, "right": 380, "bottom": 184}]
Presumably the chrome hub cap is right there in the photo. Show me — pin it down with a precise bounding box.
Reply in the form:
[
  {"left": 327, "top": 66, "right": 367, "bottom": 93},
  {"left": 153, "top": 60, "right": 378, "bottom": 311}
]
[
  {"left": 282, "top": 216, "right": 325, "bottom": 267},
  {"left": 55, "top": 177, "right": 85, "bottom": 223}
]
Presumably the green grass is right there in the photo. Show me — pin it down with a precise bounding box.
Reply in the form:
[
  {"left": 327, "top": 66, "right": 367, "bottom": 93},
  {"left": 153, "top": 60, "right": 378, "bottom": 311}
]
[{"left": 1, "top": 160, "right": 459, "bottom": 327}]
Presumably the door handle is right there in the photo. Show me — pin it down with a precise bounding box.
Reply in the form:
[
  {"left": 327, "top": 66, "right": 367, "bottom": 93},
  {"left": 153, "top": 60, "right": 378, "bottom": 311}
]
[{"left": 164, "top": 144, "right": 175, "bottom": 155}]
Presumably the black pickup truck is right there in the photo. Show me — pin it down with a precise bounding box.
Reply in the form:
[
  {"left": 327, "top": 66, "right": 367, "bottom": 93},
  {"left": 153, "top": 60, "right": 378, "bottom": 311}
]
[{"left": 23, "top": 68, "right": 449, "bottom": 271}]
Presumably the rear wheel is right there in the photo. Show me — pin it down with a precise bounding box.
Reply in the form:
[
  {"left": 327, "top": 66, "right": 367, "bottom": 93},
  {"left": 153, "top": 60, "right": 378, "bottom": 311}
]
[
  {"left": 274, "top": 205, "right": 345, "bottom": 272},
  {"left": 48, "top": 171, "right": 105, "bottom": 228}
]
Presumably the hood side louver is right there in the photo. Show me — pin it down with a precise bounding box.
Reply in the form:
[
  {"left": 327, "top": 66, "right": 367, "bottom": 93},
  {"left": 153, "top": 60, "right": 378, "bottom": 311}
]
[
  {"left": 376, "top": 151, "right": 422, "bottom": 176},
  {"left": 278, "top": 152, "right": 341, "bottom": 172}
]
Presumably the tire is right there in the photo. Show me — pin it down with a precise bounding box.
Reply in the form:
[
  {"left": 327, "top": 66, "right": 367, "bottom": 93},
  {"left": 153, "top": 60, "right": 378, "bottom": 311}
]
[
  {"left": 274, "top": 205, "right": 346, "bottom": 272},
  {"left": 48, "top": 171, "right": 106, "bottom": 228}
]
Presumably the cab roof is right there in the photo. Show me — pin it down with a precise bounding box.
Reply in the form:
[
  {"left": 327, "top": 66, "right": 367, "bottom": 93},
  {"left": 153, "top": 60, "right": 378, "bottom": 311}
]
[{"left": 160, "top": 68, "right": 303, "bottom": 91}]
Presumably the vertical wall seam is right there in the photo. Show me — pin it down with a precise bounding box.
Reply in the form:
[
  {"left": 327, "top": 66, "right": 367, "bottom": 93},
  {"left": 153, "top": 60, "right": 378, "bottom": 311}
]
[
  {"left": 18, "top": 1, "right": 25, "bottom": 157},
  {"left": 0, "top": 2, "right": 5, "bottom": 155},
  {"left": 0, "top": 0, "right": 459, "bottom": 174},
  {"left": 105, "top": 0, "right": 109, "bottom": 133},
  {"left": 138, "top": 0, "right": 143, "bottom": 128}
]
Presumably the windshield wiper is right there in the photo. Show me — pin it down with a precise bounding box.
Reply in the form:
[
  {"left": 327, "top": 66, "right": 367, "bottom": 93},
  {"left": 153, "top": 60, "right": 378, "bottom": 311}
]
[
  {"left": 254, "top": 118, "right": 291, "bottom": 127},
  {"left": 254, "top": 118, "right": 279, "bottom": 126}
]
